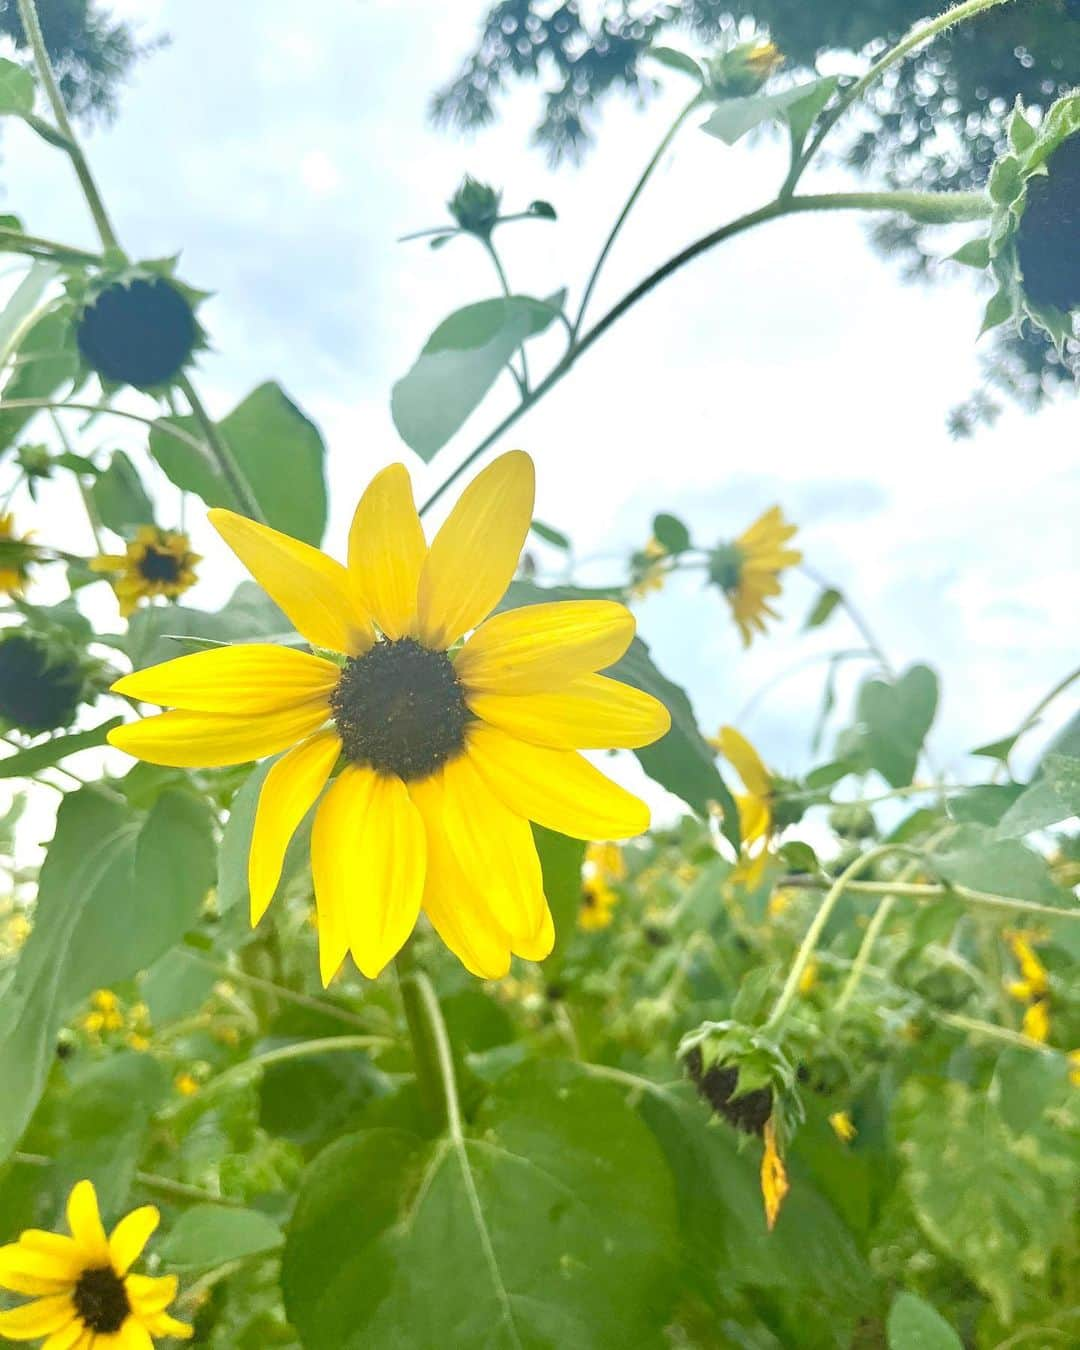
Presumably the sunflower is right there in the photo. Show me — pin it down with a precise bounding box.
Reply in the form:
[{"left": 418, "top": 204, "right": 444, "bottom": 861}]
[
  {"left": 707, "top": 506, "right": 801, "bottom": 647},
  {"left": 0, "top": 1179, "right": 192, "bottom": 1346},
  {"left": 90, "top": 528, "right": 200, "bottom": 618},
  {"left": 710, "top": 725, "right": 774, "bottom": 888},
  {"left": 107, "top": 452, "right": 670, "bottom": 984},
  {"left": 578, "top": 877, "right": 619, "bottom": 931},
  {"left": 0, "top": 514, "right": 35, "bottom": 596}
]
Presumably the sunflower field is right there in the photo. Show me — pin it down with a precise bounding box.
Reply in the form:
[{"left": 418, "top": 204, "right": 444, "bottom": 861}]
[{"left": 0, "top": 1, "right": 1077, "bottom": 1347}]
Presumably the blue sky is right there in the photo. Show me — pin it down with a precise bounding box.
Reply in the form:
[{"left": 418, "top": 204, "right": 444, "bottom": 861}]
[{"left": 3, "top": 0, "right": 1078, "bottom": 818}]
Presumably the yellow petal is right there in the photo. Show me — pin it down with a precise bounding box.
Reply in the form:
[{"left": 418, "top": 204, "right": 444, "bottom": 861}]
[
  {"left": 512, "top": 901, "right": 555, "bottom": 962},
  {"left": 66, "top": 1180, "right": 109, "bottom": 1264},
  {"left": 350, "top": 772, "right": 426, "bottom": 978},
  {"left": 348, "top": 463, "right": 428, "bottom": 640},
  {"left": 43, "top": 1322, "right": 86, "bottom": 1350},
  {"left": 0, "top": 1245, "right": 74, "bottom": 1296},
  {"left": 468, "top": 673, "right": 669, "bottom": 749},
  {"left": 737, "top": 792, "right": 771, "bottom": 844},
  {"left": 111, "top": 645, "right": 341, "bottom": 714},
  {"left": 107, "top": 1206, "right": 159, "bottom": 1276},
  {"left": 716, "top": 726, "right": 772, "bottom": 798},
  {"left": 438, "top": 751, "right": 548, "bottom": 946},
  {"left": 108, "top": 701, "right": 330, "bottom": 768},
  {"left": 125, "top": 1274, "right": 178, "bottom": 1317},
  {"left": 0, "top": 1296, "right": 75, "bottom": 1340},
  {"left": 416, "top": 450, "right": 534, "bottom": 648},
  {"left": 249, "top": 731, "right": 341, "bottom": 925},
  {"left": 16, "top": 1234, "right": 81, "bottom": 1276},
  {"left": 117, "top": 1319, "right": 154, "bottom": 1350},
  {"left": 144, "top": 1312, "right": 194, "bottom": 1340},
  {"left": 409, "top": 774, "right": 514, "bottom": 979},
  {"left": 209, "top": 508, "right": 373, "bottom": 655},
  {"left": 761, "top": 1118, "right": 789, "bottom": 1231},
  {"left": 466, "top": 723, "right": 649, "bottom": 841},
  {"left": 455, "top": 600, "right": 635, "bottom": 695}
]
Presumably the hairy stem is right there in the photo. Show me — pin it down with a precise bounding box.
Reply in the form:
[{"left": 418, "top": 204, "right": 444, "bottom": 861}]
[{"left": 396, "top": 947, "right": 462, "bottom": 1137}]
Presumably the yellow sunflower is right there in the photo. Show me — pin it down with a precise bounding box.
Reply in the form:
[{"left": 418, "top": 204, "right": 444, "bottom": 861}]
[
  {"left": 578, "top": 877, "right": 619, "bottom": 931},
  {"left": 0, "top": 514, "right": 35, "bottom": 596},
  {"left": 0, "top": 1179, "right": 192, "bottom": 1346},
  {"left": 711, "top": 725, "right": 774, "bottom": 888},
  {"left": 708, "top": 506, "right": 801, "bottom": 647},
  {"left": 107, "top": 452, "right": 670, "bottom": 984},
  {"left": 90, "top": 527, "right": 200, "bottom": 618}
]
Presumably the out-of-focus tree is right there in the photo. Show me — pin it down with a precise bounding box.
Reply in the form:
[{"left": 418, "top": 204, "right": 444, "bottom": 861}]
[
  {"left": 0, "top": 0, "right": 156, "bottom": 120},
  {"left": 433, "top": 0, "right": 1080, "bottom": 430}
]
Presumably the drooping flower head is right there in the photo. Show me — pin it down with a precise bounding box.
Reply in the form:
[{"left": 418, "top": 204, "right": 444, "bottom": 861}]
[
  {"left": 90, "top": 527, "right": 200, "bottom": 618},
  {"left": 707, "top": 506, "right": 801, "bottom": 647},
  {"left": 0, "top": 1179, "right": 192, "bottom": 1345},
  {"left": 0, "top": 629, "right": 97, "bottom": 734},
  {"left": 107, "top": 452, "right": 670, "bottom": 984}
]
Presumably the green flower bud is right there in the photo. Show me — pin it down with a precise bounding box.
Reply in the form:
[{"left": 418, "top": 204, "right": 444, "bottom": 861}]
[
  {"left": 705, "top": 39, "right": 783, "bottom": 100},
  {"left": 828, "top": 801, "right": 877, "bottom": 840},
  {"left": 448, "top": 176, "right": 502, "bottom": 237},
  {"left": 0, "top": 630, "right": 90, "bottom": 733}
]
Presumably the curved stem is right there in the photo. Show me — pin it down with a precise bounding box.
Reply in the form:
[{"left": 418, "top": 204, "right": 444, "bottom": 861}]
[
  {"left": 395, "top": 948, "right": 462, "bottom": 1138},
  {"left": 419, "top": 188, "right": 989, "bottom": 516},
  {"left": 765, "top": 844, "right": 913, "bottom": 1029},
  {"left": 15, "top": 0, "right": 120, "bottom": 251},
  {"left": 779, "top": 874, "right": 1080, "bottom": 923},
  {"left": 787, "top": 0, "right": 1015, "bottom": 193},
  {"left": 937, "top": 1010, "right": 1058, "bottom": 1055},
  {"left": 799, "top": 562, "right": 895, "bottom": 676},
  {"left": 482, "top": 236, "right": 529, "bottom": 394},
  {"left": 185, "top": 951, "right": 380, "bottom": 1032},
  {"left": 0, "top": 226, "right": 102, "bottom": 265},
  {"left": 572, "top": 90, "right": 702, "bottom": 338},
  {"left": 0, "top": 398, "right": 219, "bottom": 458},
  {"left": 177, "top": 374, "right": 267, "bottom": 525}
]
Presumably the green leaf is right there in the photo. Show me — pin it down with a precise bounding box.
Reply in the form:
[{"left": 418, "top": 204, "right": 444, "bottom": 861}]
[
  {"left": 0, "top": 789, "right": 137, "bottom": 1160},
  {"left": 932, "top": 835, "right": 1074, "bottom": 909},
  {"left": 122, "top": 581, "right": 290, "bottom": 670},
  {"left": 527, "top": 200, "right": 557, "bottom": 220},
  {"left": 0, "top": 718, "right": 122, "bottom": 779},
  {"left": 988, "top": 153, "right": 1023, "bottom": 206},
  {"left": 148, "top": 381, "right": 328, "bottom": 544},
  {"left": 948, "top": 236, "right": 991, "bottom": 269},
  {"left": 991, "top": 1048, "right": 1069, "bottom": 1137},
  {"left": 284, "top": 1062, "right": 679, "bottom": 1350},
  {"left": 648, "top": 47, "right": 703, "bottom": 81},
  {"left": 995, "top": 776, "right": 1078, "bottom": 838},
  {"left": 947, "top": 783, "right": 1022, "bottom": 827},
  {"left": 651, "top": 512, "right": 690, "bottom": 554},
  {"left": 529, "top": 519, "right": 570, "bottom": 549},
  {"left": 499, "top": 580, "right": 739, "bottom": 844},
  {"left": 0, "top": 310, "right": 79, "bottom": 456},
  {"left": 855, "top": 664, "right": 938, "bottom": 788},
  {"left": 392, "top": 293, "right": 566, "bottom": 461},
  {"left": 969, "top": 732, "right": 1019, "bottom": 762},
  {"left": 978, "top": 285, "right": 1014, "bottom": 336},
  {"left": 0, "top": 59, "right": 34, "bottom": 116},
  {"left": 803, "top": 587, "right": 841, "bottom": 630},
  {"left": 91, "top": 450, "right": 154, "bottom": 534},
  {"left": 1007, "top": 100, "right": 1038, "bottom": 156},
  {"left": 0, "top": 262, "right": 57, "bottom": 364},
  {"left": 700, "top": 78, "right": 837, "bottom": 147},
  {"left": 532, "top": 824, "right": 585, "bottom": 976},
  {"left": 893, "top": 1077, "right": 1074, "bottom": 1321},
  {"left": 886, "top": 1292, "right": 962, "bottom": 1350},
  {"left": 158, "top": 1204, "right": 284, "bottom": 1271}
]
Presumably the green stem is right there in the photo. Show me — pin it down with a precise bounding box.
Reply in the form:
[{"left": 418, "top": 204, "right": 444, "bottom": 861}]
[
  {"left": 184, "top": 951, "right": 380, "bottom": 1032},
  {"left": 765, "top": 844, "right": 910, "bottom": 1029},
  {"left": 419, "top": 188, "right": 988, "bottom": 517},
  {"left": 936, "top": 1010, "right": 1059, "bottom": 1055},
  {"left": 572, "top": 90, "right": 702, "bottom": 338},
  {"left": 778, "top": 874, "right": 1080, "bottom": 923},
  {"left": 0, "top": 399, "right": 220, "bottom": 458},
  {"left": 49, "top": 410, "right": 104, "bottom": 550},
  {"left": 785, "top": 0, "right": 1016, "bottom": 194},
  {"left": 799, "top": 562, "right": 895, "bottom": 676},
  {"left": 992, "top": 661, "right": 1080, "bottom": 781},
  {"left": 481, "top": 236, "right": 529, "bottom": 394},
  {"left": 0, "top": 226, "right": 102, "bottom": 265},
  {"left": 15, "top": 0, "right": 120, "bottom": 251},
  {"left": 177, "top": 375, "right": 267, "bottom": 525},
  {"left": 395, "top": 948, "right": 461, "bottom": 1137}
]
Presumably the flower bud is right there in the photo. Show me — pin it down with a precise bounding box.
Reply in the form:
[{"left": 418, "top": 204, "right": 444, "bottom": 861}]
[
  {"left": 705, "top": 39, "right": 783, "bottom": 100},
  {"left": 0, "top": 630, "right": 90, "bottom": 733},
  {"left": 448, "top": 176, "right": 502, "bottom": 237}
]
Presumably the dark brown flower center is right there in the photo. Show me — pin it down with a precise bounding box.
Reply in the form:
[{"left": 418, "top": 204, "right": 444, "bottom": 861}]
[
  {"left": 330, "top": 637, "right": 470, "bottom": 781},
  {"left": 74, "top": 1266, "right": 130, "bottom": 1334},
  {"left": 138, "top": 546, "right": 182, "bottom": 583}
]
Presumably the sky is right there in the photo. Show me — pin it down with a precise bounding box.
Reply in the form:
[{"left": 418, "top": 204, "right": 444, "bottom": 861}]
[{"left": 1, "top": 0, "right": 1078, "bottom": 848}]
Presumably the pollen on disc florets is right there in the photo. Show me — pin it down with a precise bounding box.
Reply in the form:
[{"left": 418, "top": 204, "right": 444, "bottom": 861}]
[
  {"left": 330, "top": 637, "right": 471, "bottom": 781},
  {"left": 73, "top": 1265, "right": 131, "bottom": 1335}
]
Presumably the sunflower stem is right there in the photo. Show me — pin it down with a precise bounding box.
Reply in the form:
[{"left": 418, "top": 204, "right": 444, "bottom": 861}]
[
  {"left": 177, "top": 375, "right": 267, "bottom": 525},
  {"left": 15, "top": 0, "right": 120, "bottom": 252},
  {"left": 395, "top": 948, "right": 462, "bottom": 1139},
  {"left": 481, "top": 235, "right": 530, "bottom": 395},
  {"left": 776, "top": 874, "right": 1080, "bottom": 922}
]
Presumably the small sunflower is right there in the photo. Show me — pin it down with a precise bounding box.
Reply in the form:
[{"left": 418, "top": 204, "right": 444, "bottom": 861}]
[
  {"left": 707, "top": 506, "right": 801, "bottom": 647},
  {"left": 0, "top": 514, "right": 35, "bottom": 596},
  {"left": 578, "top": 877, "right": 619, "bottom": 931},
  {"left": 0, "top": 1179, "right": 192, "bottom": 1346},
  {"left": 711, "top": 725, "right": 774, "bottom": 887},
  {"left": 90, "top": 527, "right": 200, "bottom": 618},
  {"left": 107, "top": 452, "right": 670, "bottom": 984}
]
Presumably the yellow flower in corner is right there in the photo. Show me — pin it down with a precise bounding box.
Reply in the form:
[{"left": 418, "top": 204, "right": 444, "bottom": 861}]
[
  {"left": 1005, "top": 931, "right": 1049, "bottom": 1002},
  {"left": 711, "top": 725, "right": 775, "bottom": 887},
  {"left": 107, "top": 452, "right": 670, "bottom": 985},
  {"left": 90, "top": 526, "right": 200, "bottom": 617},
  {"left": 0, "top": 514, "right": 35, "bottom": 596},
  {"left": 0, "top": 1179, "right": 192, "bottom": 1345},
  {"left": 708, "top": 506, "right": 801, "bottom": 647},
  {"left": 829, "top": 1110, "right": 857, "bottom": 1143}
]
